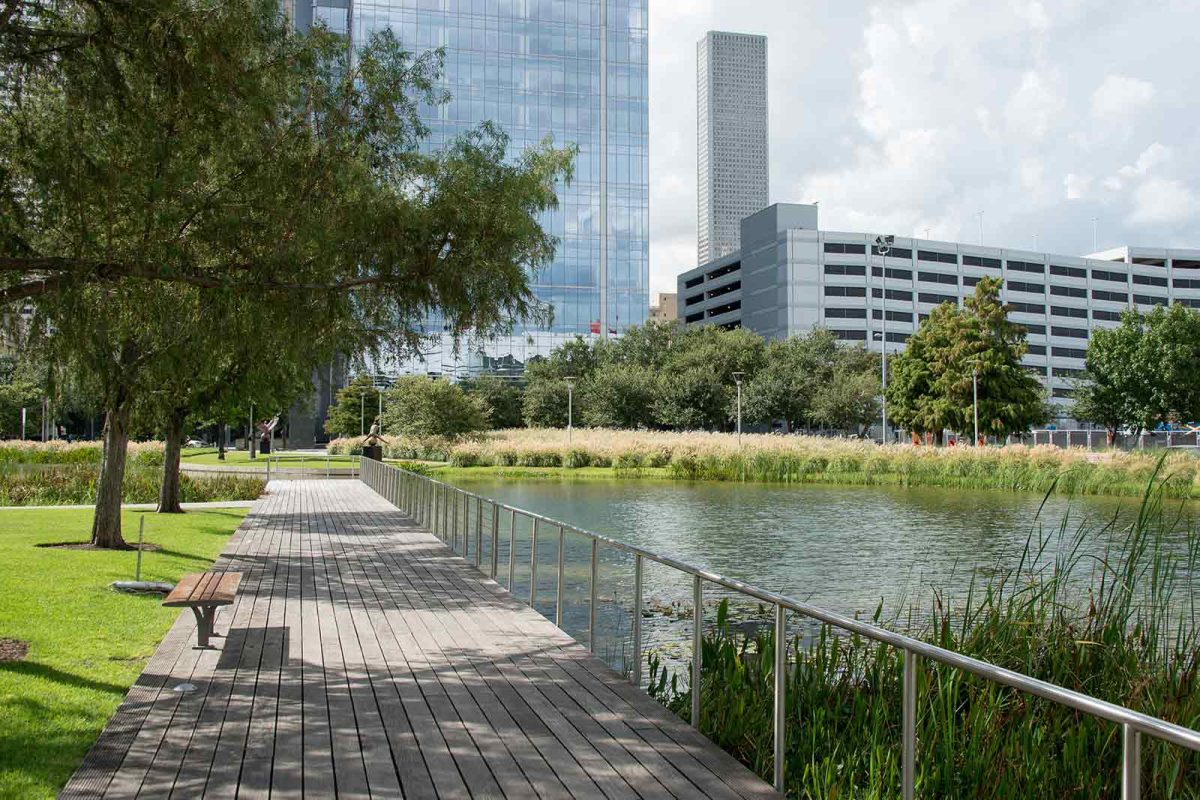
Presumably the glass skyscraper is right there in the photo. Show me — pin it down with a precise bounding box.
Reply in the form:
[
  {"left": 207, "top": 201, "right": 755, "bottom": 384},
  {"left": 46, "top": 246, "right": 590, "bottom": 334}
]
[{"left": 292, "top": 0, "right": 649, "bottom": 377}]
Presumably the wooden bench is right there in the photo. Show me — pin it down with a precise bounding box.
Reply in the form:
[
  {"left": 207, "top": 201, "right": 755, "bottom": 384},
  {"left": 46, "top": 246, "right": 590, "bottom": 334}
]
[{"left": 163, "top": 572, "right": 243, "bottom": 648}]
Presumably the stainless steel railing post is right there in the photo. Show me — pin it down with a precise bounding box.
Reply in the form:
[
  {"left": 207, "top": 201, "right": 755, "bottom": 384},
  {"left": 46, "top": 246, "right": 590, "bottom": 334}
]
[
  {"left": 508, "top": 509, "right": 517, "bottom": 590},
  {"left": 490, "top": 504, "right": 500, "bottom": 579},
  {"left": 556, "top": 525, "right": 566, "bottom": 627},
  {"left": 589, "top": 538, "right": 599, "bottom": 653},
  {"left": 632, "top": 554, "right": 643, "bottom": 687},
  {"left": 530, "top": 518, "right": 540, "bottom": 608},
  {"left": 773, "top": 603, "right": 786, "bottom": 793},
  {"left": 1123, "top": 724, "right": 1141, "bottom": 799},
  {"left": 691, "top": 575, "right": 702, "bottom": 729},
  {"left": 902, "top": 649, "right": 917, "bottom": 800},
  {"left": 475, "top": 497, "right": 483, "bottom": 567}
]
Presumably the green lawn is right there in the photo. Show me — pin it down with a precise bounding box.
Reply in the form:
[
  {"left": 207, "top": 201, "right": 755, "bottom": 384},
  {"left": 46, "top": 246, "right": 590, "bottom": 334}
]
[
  {"left": 0, "top": 507, "right": 246, "bottom": 799},
  {"left": 181, "top": 448, "right": 358, "bottom": 469}
]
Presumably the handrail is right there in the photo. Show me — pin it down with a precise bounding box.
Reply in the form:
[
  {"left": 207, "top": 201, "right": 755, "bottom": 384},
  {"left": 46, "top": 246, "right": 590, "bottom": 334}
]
[{"left": 358, "top": 457, "right": 1200, "bottom": 797}]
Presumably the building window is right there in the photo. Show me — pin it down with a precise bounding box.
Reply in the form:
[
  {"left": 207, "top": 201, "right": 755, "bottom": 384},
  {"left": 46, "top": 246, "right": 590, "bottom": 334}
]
[
  {"left": 1052, "top": 387, "right": 1076, "bottom": 398},
  {"left": 706, "top": 262, "right": 741, "bottom": 280},
  {"left": 825, "top": 307, "right": 867, "bottom": 319},
  {"left": 707, "top": 300, "right": 741, "bottom": 317},
  {"left": 1051, "top": 285, "right": 1087, "bottom": 298},
  {"left": 918, "top": 292, "right": 957, "bottom": 305},
  {"left": 1092, "top": 309, "right": 1123, "bottom": 321},
  {"left": 1174, "top": 278, "right": 1200, "bottom": 289},
  {"left": 918, "top": 250, "right": 958, "bottom": 264},
  {"left": 963, "top": 276, "right": 981, "bottom": 287},
  {"left": 1051, "top": 306, "right": 1087, "bottom": 319},
  {"left": 1053, "top": 367, "right": 1085, "bottom": 378},
  {"left": 825, "top": 286, "right": 867, "bottom": 298},
  {"left": 871, "top": 245, "right": 913, "bottom": 259},
  {"left": 871, "top": 288, "right": 913, "bottom": 301},
  {"left": 706, "top": 281, "right": 740, "bottom": 299},
  {"left": 886, "top": 331, "right": 911, "bottom": 343},
  {"left": 1023, "top": 323, "right": 1047, "bottom": 335},
  {"left": 824, "top": 242, "right": 866, "bottom": 254},
  {"left": 1050, "top": 265, "right": 1087, "bottom": 279},
  {"left": 963, "top": 255, "right": 1001, "bottom": 270},
  {"left": 1052, "top": 326, "right": 1088, "bottom": 339},
  {"left": 832, "top": 329, "right": 868, "bottom": 341},
  {"left": 1010, "top": 302, "right": 1045, "bottom": 315},
  {"left": 1132, "top": 294, "right": 1167, "bottom": 307},
  {"left": 1176, "top": 298, "right": 1200, "bottom": 309},
  {"left": 918, "top": 271, "right": 958, "bottom": 286},
  {"left": 685, "top": 311, "right": 704, "bottom": 323},
  {"left": 1133, "top": 274, "right": 1167, "bottom": 287},
  {"left": 1092, "top": 289, "right": 1129, "bottom": 303},
  {"left": 873, "top": 309, "right": 912, "bottom": 322},
  {"left": 1026, "top": 344, "right": 1047, "bottom": 355},
  {"left": 872, "top": 266, "right": 913, "bottom": 280},
  {"left": 685, "top": 293, "right": 705, "bottom": 306},
  {"left": 1052, "top": 346, "right": 1087, "bottom": 359},
  {"left": 825, "top": 264, "right": 866, "bottom": 276},
  {"left": 1092, "top": 269, "right": 1127, "bottom": 283},
  {"left": 1008, "top": 281, "right": 1044, "bottom": 294},
  {"left": 1007, "top": 260, "right": 1045, "bottom": 274}
]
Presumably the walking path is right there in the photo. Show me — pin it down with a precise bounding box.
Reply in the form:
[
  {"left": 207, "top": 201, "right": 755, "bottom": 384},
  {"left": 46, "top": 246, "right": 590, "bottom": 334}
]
[{"left": 61, "top": 480, "right": 777, "bottom": 799}]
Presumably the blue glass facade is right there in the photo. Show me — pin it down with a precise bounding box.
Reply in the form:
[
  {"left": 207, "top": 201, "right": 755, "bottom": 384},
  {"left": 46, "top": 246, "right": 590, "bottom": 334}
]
[{"left": 304, "top": 0, "right": 649, "bottom": 374}]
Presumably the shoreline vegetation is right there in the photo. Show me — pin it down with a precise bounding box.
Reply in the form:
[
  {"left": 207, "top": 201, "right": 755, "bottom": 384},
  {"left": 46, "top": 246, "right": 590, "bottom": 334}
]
[
  {"left": 646, "top": 480, "right": 1200, "bottom": 797},
  {"left": 0, "top": 442, "right": 264, "bottom": 505},
  {"left": 327, "top": 428, "right": 1200, "bottom": 500}
]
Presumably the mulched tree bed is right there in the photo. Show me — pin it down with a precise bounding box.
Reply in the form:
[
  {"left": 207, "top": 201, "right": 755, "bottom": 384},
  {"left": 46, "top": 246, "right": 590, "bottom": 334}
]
[{"left": 0, "top": 638, "right": 29, "bottom": 662}]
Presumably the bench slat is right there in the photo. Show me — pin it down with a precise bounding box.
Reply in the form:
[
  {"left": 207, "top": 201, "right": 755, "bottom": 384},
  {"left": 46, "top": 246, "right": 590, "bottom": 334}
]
[{"left": 164, "top": 571, "right": 243, "bottom": 608}]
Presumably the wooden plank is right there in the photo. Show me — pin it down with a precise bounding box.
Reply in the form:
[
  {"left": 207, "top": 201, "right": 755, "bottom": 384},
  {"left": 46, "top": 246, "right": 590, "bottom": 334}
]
[{"left": 63, "top": 479, "right": 779, "bottom": 800}]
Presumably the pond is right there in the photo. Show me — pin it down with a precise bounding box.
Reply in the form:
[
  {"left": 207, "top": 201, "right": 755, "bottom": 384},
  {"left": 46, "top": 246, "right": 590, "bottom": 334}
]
[{"left": 441, "top": 475, "right": 1198, "bottom": 673}]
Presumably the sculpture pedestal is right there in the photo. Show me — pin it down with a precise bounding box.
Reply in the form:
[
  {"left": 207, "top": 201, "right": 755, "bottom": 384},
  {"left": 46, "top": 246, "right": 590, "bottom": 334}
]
[{"left": 362, "top": 444, "right": 383, "bottom": 462}]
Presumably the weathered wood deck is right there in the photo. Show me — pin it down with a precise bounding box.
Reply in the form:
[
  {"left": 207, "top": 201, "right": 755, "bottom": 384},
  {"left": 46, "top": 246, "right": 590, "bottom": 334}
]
[{"left": 62, "top": 480, "right": 778, "bottom": 799}]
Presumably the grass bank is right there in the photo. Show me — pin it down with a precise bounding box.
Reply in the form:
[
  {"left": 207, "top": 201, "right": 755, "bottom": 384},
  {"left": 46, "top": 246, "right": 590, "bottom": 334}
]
[
  {"left": 0, "top": 465, "right": 264, "bottom": 506},
  {"left": 180, "top": 449, "right": 359, "bottom": 469},
  {"left": 0, "top": 507, "right": 246, "bottom": 799},
  {"left": 331, "top": 428, "right": 1200, "bottom": 500},
  {"left": 647, "top": 482, "right": 1200, "bottom": 797}
]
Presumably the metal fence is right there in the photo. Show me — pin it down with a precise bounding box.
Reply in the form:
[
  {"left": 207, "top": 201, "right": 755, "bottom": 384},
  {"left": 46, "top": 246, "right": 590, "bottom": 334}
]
[
  {"left": 262, "top": 452, "right": 361, "bottom": 481},
  {"left": 1030, "top": 429, "right": 1200, "bottom": 450},
  {"left": 358, "top": 457, "right": 1200, "bottom": 798}
]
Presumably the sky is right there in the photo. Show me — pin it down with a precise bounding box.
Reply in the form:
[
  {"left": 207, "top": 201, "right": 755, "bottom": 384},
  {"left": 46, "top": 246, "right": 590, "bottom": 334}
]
[{"left": 646, "top": 0, "right": 1200, "bottom": 294}]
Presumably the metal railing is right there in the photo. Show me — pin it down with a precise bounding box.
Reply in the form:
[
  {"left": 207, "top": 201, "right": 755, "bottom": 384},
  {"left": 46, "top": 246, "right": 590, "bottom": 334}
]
[
  {"left": 264, "top": 452, "right": 361, "bottom": 481},
  {"left": 359, "top": 457, "right": 1200, "bottom": 797}
]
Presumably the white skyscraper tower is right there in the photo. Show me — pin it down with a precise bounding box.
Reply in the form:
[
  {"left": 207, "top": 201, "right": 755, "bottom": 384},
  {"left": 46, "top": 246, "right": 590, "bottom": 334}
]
[{"left": 697, "top": 31, "right": 769, "bottom": 264}]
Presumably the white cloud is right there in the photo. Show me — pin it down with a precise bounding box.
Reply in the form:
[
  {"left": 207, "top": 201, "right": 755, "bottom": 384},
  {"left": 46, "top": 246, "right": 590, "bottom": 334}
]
[
  {"left": 1091, "top": 74, "right": 1156, "bottom": 119},
  {"left": 649, "top": 1, "right": 1200, "bottom": 290}
]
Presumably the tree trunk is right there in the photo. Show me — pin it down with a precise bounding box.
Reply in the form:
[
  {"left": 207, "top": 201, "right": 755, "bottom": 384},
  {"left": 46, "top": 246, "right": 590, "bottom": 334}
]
[
  {"left": 249, "top": 422, "right": 257, "bottom": 459},
  {"left": 91, "top": 404, "right": 130, "bottom": 548},
  {"left": 157, "top": 408, "right": 187, "bottom": 514},
  {"left": 218, "top": 422, "right": 226, "bottom": 460}
]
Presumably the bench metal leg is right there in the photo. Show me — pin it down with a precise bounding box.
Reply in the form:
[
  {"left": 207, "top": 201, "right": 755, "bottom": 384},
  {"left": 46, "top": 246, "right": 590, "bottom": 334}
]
[{"left": 190, "top": 605, "right": 219, "bottom": 648}]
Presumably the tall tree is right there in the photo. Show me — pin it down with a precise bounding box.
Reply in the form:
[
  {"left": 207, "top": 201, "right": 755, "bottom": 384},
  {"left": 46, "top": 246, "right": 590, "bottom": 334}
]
[
  {"left": 324, "top": 376, "right": 384, "bottom": 440},
  {"left": 887, "top": 278, "right": 1048, "bottom": 441},
  {"left": 741, "top": 329, "right": 843, "bottom": 431},
  {"left": 6, "top": 1, "right": 574, "bottom": 546},
  {"left": 1072, "top": 309, "right": 1154, "bottom": 443}
]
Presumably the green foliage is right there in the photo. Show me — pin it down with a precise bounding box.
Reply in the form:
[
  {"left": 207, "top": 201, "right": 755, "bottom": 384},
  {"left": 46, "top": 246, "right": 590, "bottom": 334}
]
[
  {"left": 579, "top": 364, "right": 656, "bottom": 429},
  {"left": 381, "top": 377, "right": 488, "bottom": 439},
  {"left": 0, "top": 465, "right": 263, "bottom": 505},
  {"left": 653, "top": 366, "right": 730, "bottom": 430},
  {"left": 888, "top": 278, "right": 1049, "bottom": 438},
  {"left": 324, "top": 375, "right": 383, "bottom": 439},
  {"left": 1075, "top": 304, "right": 1200, "bottom": 436},
  {"left": 0, "top": 370, "right": 42, "bottom": 438},
  {"left": 0, "top": 507, "right": 244, "bottom": 798},
  {"left": 461, "top": 376, "right": 525, "bottom": 430},
  {"left": 522, "top": 374, "right": 571, "bottom": 428},
  {"left": 809, "top": 363, "right": 881, "bottom": 436},
  {"left": 649, "top": 485, "right": 1200, "bottom": 797}
]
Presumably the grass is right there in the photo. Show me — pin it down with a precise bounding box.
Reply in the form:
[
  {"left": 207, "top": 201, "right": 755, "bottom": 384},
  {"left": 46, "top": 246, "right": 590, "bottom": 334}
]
[
  {"left": 180, "top": 449, "right": 359, "bottom": 469},
  {"left": 330, "top": 428, "right": 1200, "bottom": 500},
  {"left": 0, "top": 507, "right": 247, "bottom": 799},
  {"left": 645, "top": 476, "right": 1200, "bottom": 798},
  {"left": 0, "top": 441, "right": 162, "bottom": 466},
  {"left": 0, "top": 465, "right": 264, "bottom": 506}
]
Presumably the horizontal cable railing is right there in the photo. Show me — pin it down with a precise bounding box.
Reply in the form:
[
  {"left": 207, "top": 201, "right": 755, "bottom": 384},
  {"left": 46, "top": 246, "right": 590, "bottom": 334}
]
[{"left": 358, "top": 457, "right": 1200, "bottom": 798}]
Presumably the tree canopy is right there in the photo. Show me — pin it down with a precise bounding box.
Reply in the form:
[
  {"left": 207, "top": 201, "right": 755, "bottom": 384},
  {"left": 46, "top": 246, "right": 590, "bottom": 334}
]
[{"left": 886, "top": 277, "right": 1048, "bottom": 439}]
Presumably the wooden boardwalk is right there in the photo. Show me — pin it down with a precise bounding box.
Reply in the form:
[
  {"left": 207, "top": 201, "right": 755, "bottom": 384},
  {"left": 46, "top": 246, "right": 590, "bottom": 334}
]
[{"left": 62, "top": 480, "right": 777, "bottom": 799}]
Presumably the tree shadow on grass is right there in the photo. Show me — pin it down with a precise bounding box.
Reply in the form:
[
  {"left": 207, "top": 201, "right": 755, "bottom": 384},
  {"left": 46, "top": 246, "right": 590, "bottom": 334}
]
[{"left": 0, "top": 659, "right": 130, "bottom": 697}]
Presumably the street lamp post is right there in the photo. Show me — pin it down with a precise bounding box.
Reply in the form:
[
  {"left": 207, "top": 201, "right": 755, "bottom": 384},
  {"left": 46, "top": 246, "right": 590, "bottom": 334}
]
[
  {"left": 873, "top": 234, "right": 894, "bottom": 443},
  {"left": 733, "top": 372, "right": 745, "bottom": 447},
  {"left": 973, "top": 367, "right": 980, "bottom": 446},
  {"left": 564, "top": 376, "right": 577, "bottom": 445}
]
